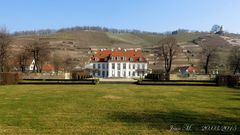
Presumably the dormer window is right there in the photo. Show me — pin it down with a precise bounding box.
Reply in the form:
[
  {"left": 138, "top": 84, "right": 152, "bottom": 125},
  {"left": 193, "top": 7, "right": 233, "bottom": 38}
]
[
  {"left": 130, "top": 58, "right": 134, "bottom": 62},
  {"left": 139, "top": 58, "right": 142, "bottom": 62},
  {"left": 95, "top": 57, "right": 99, "bottom": 61},
  {"left": 104, "top": 57, "right": 108, "bottom": 61},
  {"left": 117, "top": 57, "right": 121, "bottom": 61},
  {"left": 111, "top": 57, "right": 115, "bottom": 60},
  {"left": 123, "top": 56, "right": 127, "bottom": 61}
]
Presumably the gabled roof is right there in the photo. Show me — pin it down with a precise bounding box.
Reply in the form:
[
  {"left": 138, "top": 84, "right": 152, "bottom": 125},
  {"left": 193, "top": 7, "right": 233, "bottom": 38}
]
[
  {"left": 91, "top": 49, "right": 147, "bottom": 63},
  {"left": 41, "top": 63, "right": 64, "bottom": 72},
  {"left": 42, "top": 63, "right": 54, "bottom": 72},
  {"left": 177, "top": 66, "right": 198, "bottom": 73}
]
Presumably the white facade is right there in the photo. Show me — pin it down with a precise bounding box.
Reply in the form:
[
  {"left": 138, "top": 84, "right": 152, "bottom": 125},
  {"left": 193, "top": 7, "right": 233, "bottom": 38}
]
[
  {"left": 29, "top": 59, "right": 35, "bottom": 71},
  {"left": 88, "top": 62, "right": 148, "bottom": 78}
]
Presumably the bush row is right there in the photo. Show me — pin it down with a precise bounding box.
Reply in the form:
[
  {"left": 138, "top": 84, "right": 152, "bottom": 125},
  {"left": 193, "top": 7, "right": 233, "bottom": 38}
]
[
  {"left": 0, "top": 73, "right": 20, "bottom": 85},
  {"left": 145, "top": 73, "right": 168, "bottom": 81},
  {"left": 216, "top": 75, "right": 240, "bottom": 87}
]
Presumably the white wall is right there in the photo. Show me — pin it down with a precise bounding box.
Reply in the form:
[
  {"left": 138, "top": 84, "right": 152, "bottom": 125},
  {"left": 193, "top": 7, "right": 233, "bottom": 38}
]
[{"left": 88, "top": 62, "right": 148, "bottom": 78}]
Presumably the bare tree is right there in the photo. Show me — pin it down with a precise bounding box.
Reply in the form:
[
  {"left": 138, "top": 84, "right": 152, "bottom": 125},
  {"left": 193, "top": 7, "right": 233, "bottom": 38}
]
[
  {"left": 156, "top": 36, "right": 179, "bottom": 80},
  {"left": 200, "top": 37, "right": 219, "bottom": 74},
  {"left": 0, "top": 28, "right": 11, "bottom": 72},
  {"left": 62, "top": 55, "right": 73, "bottom": 72},
  {"left": 136, "top": 69, "right": 148, "bottom": 80},
  {"left": 27, "top": 39, "right": 50, "bottom": 73},
  {"left": 17, "top": 49, "right": 29, "bottom": 72},
  {"left": 229, "top": 46, "right": 240, "bottom": 75},
  {"left": 210, "top": 24, "right": 221, "bottom": 34},
  {"left": 52, "top": 53, "right": 64, "bottom": 74}
]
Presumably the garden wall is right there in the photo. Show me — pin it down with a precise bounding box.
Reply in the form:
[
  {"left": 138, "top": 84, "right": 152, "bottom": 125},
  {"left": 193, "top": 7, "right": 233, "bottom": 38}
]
[
  {"left": 170, "top": 74, "right": 211, "bottom": 80},
  {"left": 21, "top": 73, "right": 70, "bottom": 79}
]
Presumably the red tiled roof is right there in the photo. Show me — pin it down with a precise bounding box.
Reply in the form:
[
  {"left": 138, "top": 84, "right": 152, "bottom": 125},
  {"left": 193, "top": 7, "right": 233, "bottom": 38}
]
[
  {"left": 186, "top": 66, "right": 198, "bottom": 73},
  {"left": 42, "top": 64, "right": 54, "bottom": 72},
  {"left": 91, "top": 49, "right": 147, "bottom": 62},
  {"left": 41, "top": 63, "right": 65, "bottom": 72},
  {"left": 178, "top": 66, "right": 198, "bottom": 73}
]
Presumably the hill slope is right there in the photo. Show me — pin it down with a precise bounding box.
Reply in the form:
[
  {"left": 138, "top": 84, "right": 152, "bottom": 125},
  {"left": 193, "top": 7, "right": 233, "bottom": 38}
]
[{"left": 11, "top": 30, "right": 240, "bottom": 72}]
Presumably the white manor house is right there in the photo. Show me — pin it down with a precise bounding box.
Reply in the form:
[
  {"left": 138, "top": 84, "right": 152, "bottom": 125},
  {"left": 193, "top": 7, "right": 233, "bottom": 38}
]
[{"left": 87, "top": 48, "right": 148, "bottom": 78}]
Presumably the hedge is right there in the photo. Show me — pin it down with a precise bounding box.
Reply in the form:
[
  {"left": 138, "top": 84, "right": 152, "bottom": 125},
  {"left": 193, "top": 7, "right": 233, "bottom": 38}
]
[{"left": 0, "top": 72, "right": 20, "bottom": 85}]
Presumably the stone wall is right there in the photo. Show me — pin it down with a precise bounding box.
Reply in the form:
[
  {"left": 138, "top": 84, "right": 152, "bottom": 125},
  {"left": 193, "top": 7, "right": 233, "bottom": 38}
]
[
  {"left": 170, "top": 74, "right": 211, "bottom": 80},
  {"left": 22, "top": 73, "right": 71, "bottom": 79}
]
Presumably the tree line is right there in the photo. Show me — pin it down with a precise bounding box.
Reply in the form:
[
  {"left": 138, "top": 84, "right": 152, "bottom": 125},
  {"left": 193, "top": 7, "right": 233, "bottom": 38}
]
[
  {"left": 13, "top": 25, "right": 239, "bottom": 37},
  {"left": 13, "top": 29, "right": 56, "bottom": 36},
  {"left": 13, "top": 26, "right": 163, "bottom": 36}
]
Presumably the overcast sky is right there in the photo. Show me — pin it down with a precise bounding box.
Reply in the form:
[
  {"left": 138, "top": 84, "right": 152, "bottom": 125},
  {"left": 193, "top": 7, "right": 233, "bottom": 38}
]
[{"left": 1, "top": 0, "right": 239, "bottom": 33}]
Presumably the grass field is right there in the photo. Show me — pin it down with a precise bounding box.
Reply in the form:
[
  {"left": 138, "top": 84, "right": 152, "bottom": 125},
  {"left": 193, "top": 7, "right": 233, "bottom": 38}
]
[{"left": 0, "top": 84, "right": 239, "bottom": 134}]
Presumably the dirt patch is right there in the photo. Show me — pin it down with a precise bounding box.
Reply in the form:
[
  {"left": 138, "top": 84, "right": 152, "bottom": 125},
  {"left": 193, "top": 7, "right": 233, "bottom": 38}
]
[{"left": 102, "top": 95, "right": 122, "bottom": 100}]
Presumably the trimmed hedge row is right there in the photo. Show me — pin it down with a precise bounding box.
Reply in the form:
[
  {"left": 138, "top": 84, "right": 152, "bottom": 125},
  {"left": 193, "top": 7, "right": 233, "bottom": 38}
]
[
  {"left": 0, "top": 72, "right": 20, "bottom": 85},
  {"left": 19, "top": 79, "right": 99, "bottom": 85},
  {"left": 216, "top": 75, "right": 240, "bottom": 87},
  {"left": 145, "top": 73, "right": 168, "bottom": 81}
]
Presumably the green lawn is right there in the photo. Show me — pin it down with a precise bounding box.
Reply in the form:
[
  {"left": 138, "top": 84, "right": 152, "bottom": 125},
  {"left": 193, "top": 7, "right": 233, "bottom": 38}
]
[{"left": 0, "top": 85, "right": 239, "bottom": 134}]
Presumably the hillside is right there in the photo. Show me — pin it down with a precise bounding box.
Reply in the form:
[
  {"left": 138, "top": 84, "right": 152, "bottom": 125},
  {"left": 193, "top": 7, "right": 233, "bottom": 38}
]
[{"left": 10, "top": 29, "right": 240, "bottom": 73}]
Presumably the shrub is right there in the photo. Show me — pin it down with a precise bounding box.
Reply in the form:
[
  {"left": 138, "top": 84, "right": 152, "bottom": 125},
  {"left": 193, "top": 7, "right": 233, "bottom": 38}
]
[
  {"left": 145, "top": 73, "right": 166, "bottom": 81},
  {"left": 216, "top": 75, "right": 240, "bottom": 87},
  {"left": 72, "top": 70, "right": 92, "bottom": 80}
]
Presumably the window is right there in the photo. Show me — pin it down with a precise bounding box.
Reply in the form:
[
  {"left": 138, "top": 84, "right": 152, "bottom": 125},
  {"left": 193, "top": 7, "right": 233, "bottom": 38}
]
[
  {"left": 93, "top": 64, "right": 96, "bottom": 69},
  {"left": 138, "top": 64, "right": 141, "bottom": 69},
  {"left": 104, "top": 57, "right": 108, "bottom": 61},
  {"left": 123, "top": 56, "right": 127, "bottom": 61},
  {"left": 117, "top": 63, "right": 121, "bottom": 70},
  {"left": 112, "top": 71, "right": 115, "bottom": 77},
  {"left": 130, "top": 58, "right": 134, "bottom": 61},
  {"left": 111, "top": 57, "right": 115, "bottom": 60},
  {"left": 117, "top": 57, "right": 121, "bottom": 61},
  {"left": 102, "top": 71, "right": 105, "bottom": 77},
  {"left": 139, "top": 58, "right": 142, "bottom": 62},
  {"left": 95, "top": 57, "right": 99, "bottom": 61},
  {"left": 133, "top": 64, "right": 135, "bottom": 69},
  {"left": 142, "top": 64, "right": 145, "bottom": 69},
  {"left": 98, "top": 64, "right": 101, "bottom": 69},
  {"left": 123, "top": 63, "right": 126, "bottom": 69},
  {"left": 98, "top": 71, "right": 101, "bottom": 76},
  {"left": 129, "top": 71, "right": 131, "bottom": 76},
  {"left": 118, "top": 71, "right": 121, "bottom": 77},
  {"left": 129, "top": 64, "right": 131, "bottom": 69},
  {"left": 133, "top": 72, "right": 135, "bottom": 76},
  {"left": 123, "top": 71, "right": 126, "bottom": 77},
  {"left": 112, "top": 63, "right": 115, "bottom": 69},
  {"left": 102, "top": 64, "right": 105, "bottom": 69}
]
